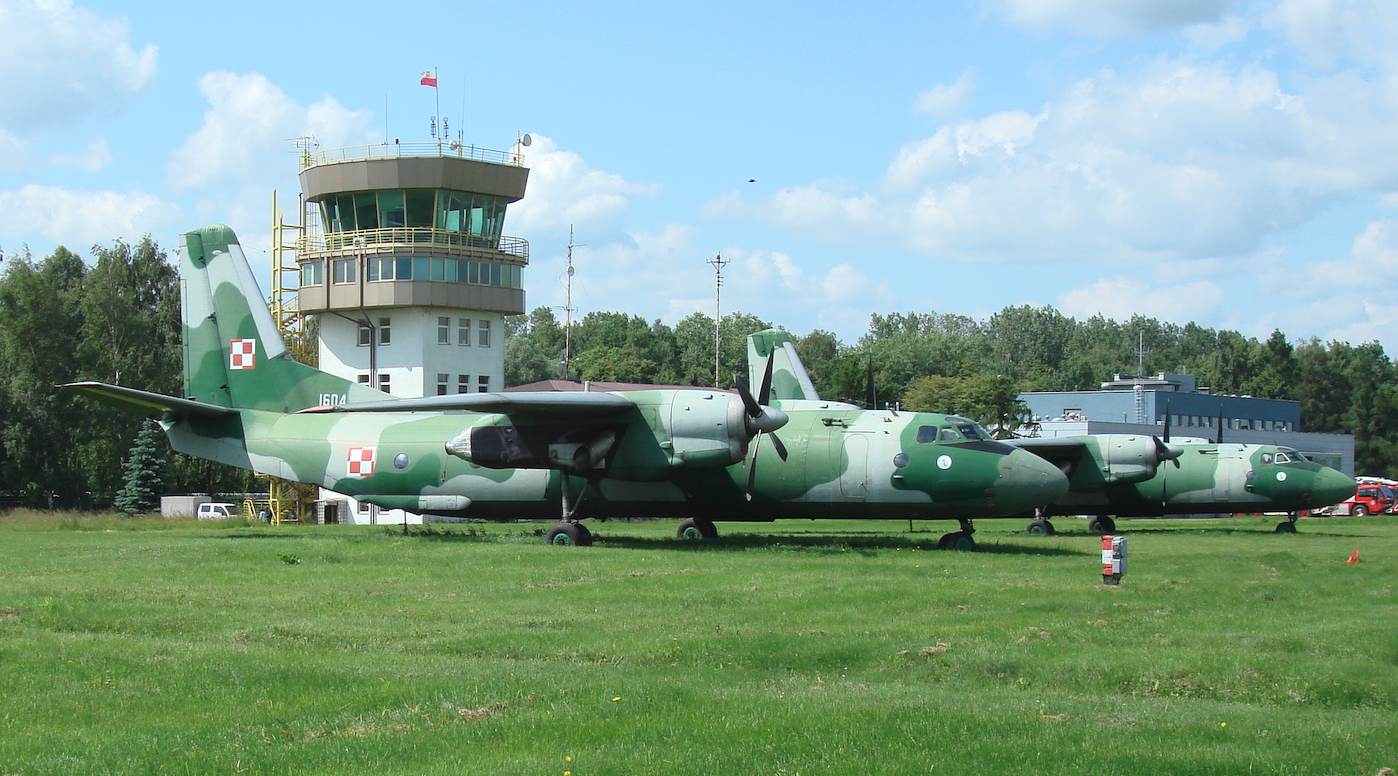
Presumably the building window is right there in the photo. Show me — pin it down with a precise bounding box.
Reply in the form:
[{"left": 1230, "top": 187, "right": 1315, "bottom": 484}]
[
  {"left": 358, "top": 500, "right": 370, "bottom": 513},
  {"left": 478, "top": 375, "right": 490, "bottom": 393},
  {"left": 478, "top": 319, "right": 491, "bottom": 348},
  {"left": 357, "top": 374, "right": 370, "bottom": 385},
  {"left": 458, "top": 318, "right": 472, "bottom": 346},
  {"left": 378, "top": 317, "right": 391, "bottom": 345},
  {"left": 437, "top": 374, "right": 449, "bottom": 396},
  {"left": 358, "top": 324, "right": 371, "bottom": 347},
  {"left": 300, "top": 261, "right": 323, "bottom": 286},
  {"left": 378, "top": 374, "right": 391, "bottom": 394},
  {"left": 332, "top": 258, "right": 356, "bottom": 284},
  {"left": 438, "top": 317, "right": 450, "bottom": 344},
  {"left": 458, "top": 374, "right": 470, "bottom": 394}
]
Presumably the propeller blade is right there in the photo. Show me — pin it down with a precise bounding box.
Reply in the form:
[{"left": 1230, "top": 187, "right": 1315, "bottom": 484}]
[
  {"left": 746, "top": 434, "right": 761, "bottom": 498},
  {"left": 733, "top": 373, "right": 762, "bottom": 419},
  {"left": 1217, "top": 408, "right": 1225, "bottom": 444},
  {"left": 758, "top": 350, "right": 775, "bottom": 406},
  {"left": 1162, "top": 398, "right": 1171, "bottom": 442},
  {"left": 770, "top": 433, "right": 789, "bottom": 461}
]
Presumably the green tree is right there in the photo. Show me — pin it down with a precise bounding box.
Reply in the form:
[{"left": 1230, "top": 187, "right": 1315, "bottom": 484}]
[{"left": 114, "top": 420, "right": 170, "bottom": 516}]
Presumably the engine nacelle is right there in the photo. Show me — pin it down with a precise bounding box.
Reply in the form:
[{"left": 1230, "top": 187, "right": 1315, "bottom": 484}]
[
  {"left": 1070, "top": 434, "right": 1183, "bottom": 490},
  {"left": 660, "top": 390, "right": 749, "bottom": 471}
]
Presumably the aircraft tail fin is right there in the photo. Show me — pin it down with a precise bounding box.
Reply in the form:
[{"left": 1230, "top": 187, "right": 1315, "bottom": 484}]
[
  {"left": 747, "top": 329, "right": 819, "bottom": 401},
  {"left": 179, "top": 225, "right": 387, "bottom": 412}
]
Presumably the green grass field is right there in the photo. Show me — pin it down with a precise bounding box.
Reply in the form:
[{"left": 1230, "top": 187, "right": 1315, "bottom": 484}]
[{"left": 1, "top": 512, "right": 1394, "bottom": 775}]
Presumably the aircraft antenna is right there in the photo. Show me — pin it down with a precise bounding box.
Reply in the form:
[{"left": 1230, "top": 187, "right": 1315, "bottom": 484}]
[{"left": 709, "top": 253, "right": 730, "bottom": 388}]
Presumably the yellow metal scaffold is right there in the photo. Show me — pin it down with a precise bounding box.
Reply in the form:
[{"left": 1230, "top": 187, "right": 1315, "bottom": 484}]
[{"left": 259, "top": 188, "right": 319, "bottom": 525}]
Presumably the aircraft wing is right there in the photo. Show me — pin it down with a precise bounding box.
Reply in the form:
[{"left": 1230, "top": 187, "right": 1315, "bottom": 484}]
[
  {"left": 61, "top": 381, "right": 233, "bottom": 421},
  {"left": 1002, "top": 436, "right": 1087, "bottom": 469},
  {"left": 302, "top": 391, "right": 637, "bottom": 418}
]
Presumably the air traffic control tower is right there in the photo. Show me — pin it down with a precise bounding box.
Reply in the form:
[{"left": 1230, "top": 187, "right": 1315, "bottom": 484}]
[{"left": 294, "top": 142, "right": 529, "bottom": 398}]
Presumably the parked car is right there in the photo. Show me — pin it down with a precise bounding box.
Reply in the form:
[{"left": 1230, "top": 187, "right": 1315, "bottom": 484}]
[{"left": 196, "top": 502, "right": 236, "bottom": 520}]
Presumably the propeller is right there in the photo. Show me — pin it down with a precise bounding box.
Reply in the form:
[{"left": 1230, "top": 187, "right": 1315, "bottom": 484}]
[
  {"left": 734, "top": 351, "right": 789, "bottom": 498},
  {"left": 1155, "top": 399, "right": 1181, "bottom": 468}
]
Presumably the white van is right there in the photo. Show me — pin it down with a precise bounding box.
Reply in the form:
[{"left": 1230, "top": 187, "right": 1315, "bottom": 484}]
[{"left": 196, "top": 502, "right": 236, "bottom": 520}]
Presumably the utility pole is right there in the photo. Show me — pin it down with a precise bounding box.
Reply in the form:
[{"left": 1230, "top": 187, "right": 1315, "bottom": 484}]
[{"left": 708, "top": 253, "right": 730, "bottom": 388}]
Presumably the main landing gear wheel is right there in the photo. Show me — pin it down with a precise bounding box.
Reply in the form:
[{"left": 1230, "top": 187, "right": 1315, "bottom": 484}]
[
  {"left": 938, "top": 531, "right": 976, "bottom": 551},
  {"left": 1089, "top": 516, "right": 1116, "bottom": 534},
  {"left": 547, "top": 522, "right": 593, "bottom": 546},
  {"left": 677, "top": 518, "right": 718, "bottom": 540},
  {"left": 1025, "top": 519, "right": 1056, "bottom": 536}
]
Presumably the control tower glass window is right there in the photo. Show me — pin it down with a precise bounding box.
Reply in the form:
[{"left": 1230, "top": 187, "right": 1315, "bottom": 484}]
[
  {"left": 354, "top": 192, "right": 378, "bottom": 230},
  {"left": 378, "top": 191, "right": 406, "bottom": 228},
  {"left": 406, "top": 190, "right": 435, "bottom": 228}
]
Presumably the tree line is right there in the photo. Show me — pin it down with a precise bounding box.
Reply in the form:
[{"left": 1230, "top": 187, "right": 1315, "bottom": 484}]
[
  {"left": 0, "top": 238, "right": 256, "bottom": 509},
  {"left": 2, "top": 236, "right": 1394, "bottom": 510}
]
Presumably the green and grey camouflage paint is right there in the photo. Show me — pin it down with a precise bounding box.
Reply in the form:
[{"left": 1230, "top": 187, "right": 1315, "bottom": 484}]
[{"left": 65, "top": 225, "right": 1071, "bottom": 525}]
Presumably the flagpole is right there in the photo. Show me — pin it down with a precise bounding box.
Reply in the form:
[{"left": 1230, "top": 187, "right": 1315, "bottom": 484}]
[{"left": 434, "top": 65, "right": 441, "bottom": 154}]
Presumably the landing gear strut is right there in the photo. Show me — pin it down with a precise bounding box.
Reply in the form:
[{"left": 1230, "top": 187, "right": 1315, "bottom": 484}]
[
  {"left": 938, "top": 519, "right": 976, "bottom": 551},
  {"left": 1025, "top": 509, "right": 1056, "bottom": 535},
  {"left": 1275, "top": 511, "right": 1299, "bottom": 534},
  {"left": 677, "top": 517, "right": 719, "bottom": 540},
  {"left": 548, "top": 475, "right": 594, "bottom": 547}
]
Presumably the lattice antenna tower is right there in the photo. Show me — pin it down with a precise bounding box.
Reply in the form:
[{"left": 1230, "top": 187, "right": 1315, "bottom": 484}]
[{"left": 708, "top": 253, "right": 730, "bottom": 388}]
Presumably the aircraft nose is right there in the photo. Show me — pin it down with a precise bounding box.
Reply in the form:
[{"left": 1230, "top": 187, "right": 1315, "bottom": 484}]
[
  {"left": 996, "top": 448, "right": 1070, "bottom": 514},
  {"left": 1311, "top": 467, "right": 1358, "bottom": 508}
]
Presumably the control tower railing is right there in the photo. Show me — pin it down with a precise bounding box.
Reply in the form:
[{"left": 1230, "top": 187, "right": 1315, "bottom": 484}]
[
  {"left": 301, "top": 141, "right": 522, "bottom": 170},
  {"left": 297, "top": 228, "right": 529, "bottom": 262}
]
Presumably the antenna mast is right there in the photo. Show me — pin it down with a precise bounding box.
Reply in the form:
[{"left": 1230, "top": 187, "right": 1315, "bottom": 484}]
[
  {"left": 557, "top": 226, "right": 580, "bottom": 379},
  {"left": 708, "top": 253, "right": 730, "bottom": 388}
]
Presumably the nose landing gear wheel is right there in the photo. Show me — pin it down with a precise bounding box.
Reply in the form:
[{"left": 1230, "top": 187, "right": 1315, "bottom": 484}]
[
  {"left": 677, "top": 518, "right": 718, "bottom": 540},
  {"left": 1089, "top": 516, "right": 1116, "bottom": 534},
  {"left": 547, "top": 522, "right": 593, "bottom": 546}
]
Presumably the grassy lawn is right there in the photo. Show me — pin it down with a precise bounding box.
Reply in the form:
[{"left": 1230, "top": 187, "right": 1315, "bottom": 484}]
[{"left": 1, "top": 512, "right": 1394, "bottom": 775}]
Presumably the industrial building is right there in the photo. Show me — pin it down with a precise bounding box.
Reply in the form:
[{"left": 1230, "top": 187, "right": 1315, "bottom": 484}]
[{"left": 1018, "top": 373, "right": 1354, "bottom": 474}]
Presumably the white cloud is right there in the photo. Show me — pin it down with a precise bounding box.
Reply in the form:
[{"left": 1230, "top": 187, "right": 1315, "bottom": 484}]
[
  {"left": 0, "top": 130, "right": 31, "bottom": 175},
  {"left": 0, "top": 0, "right": 156, "bottom": 133},
  {"left": 0, "top": 184, "right": 179, "bottom": 248},
  {"left": 47, "top": 138, "right": 112, "bottom": 172},
  {"left": 1266, "top": 0, "right": 1398, "bottom": 70},
  {"left": 1056, "top": 276, "right": 1225, "bottom": 322},
  {"left": 509, "top": 134, "right": 660, "bottom": 243},
  {"left": 716, "top": 55, "right": 1398, "bottom": 269},
  {"left": 986, "top": 0, "right": 1237, "bottom": 35},
  {"left": 914, "top": 71, "right": 977, "bottom": 119},
  {"left": 167, "top": 72, "right": 374, "bottom": 192}
]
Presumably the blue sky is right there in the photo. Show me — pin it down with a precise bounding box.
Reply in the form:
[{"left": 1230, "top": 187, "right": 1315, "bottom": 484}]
[{"left": 3, "top": 0, "right": 1398, "bottom": 350}]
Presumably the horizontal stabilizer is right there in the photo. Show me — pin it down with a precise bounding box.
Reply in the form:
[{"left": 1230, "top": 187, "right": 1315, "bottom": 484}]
[
  {"left": 300, "top": 391, "right": 636, "bottom": 417},
  {"left": 61, "top": 381, "right": 234, "bottom": 421}
]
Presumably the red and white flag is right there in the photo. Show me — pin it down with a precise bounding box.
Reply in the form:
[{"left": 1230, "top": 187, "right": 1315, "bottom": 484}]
[{"left": 420, "top": 69, "right": 437, "bottom": 87}]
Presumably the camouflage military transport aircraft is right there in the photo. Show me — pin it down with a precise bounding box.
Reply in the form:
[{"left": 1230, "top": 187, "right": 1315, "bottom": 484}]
[
  {"left": 64, "top": 225, "right": 1071, "bottom": 548},
  {"left": 746, "top": 329, "right": 1357, "bottom": 536},
  {"left": 1006, "top": 435, "right": 1356, "bottom": 535}
]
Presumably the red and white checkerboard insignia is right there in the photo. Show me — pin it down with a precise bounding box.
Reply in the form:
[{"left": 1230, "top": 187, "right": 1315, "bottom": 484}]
[
  {"left": 347, "top": 446, "right": 376, "bottom": 477},
  {"left": 229, "top": 339, "right": 256, "bottom": 370}
]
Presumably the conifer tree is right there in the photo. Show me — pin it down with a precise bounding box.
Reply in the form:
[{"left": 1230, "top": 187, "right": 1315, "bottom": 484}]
[{"left": 114, "top": 420, "right": 169, "bottom": 516}]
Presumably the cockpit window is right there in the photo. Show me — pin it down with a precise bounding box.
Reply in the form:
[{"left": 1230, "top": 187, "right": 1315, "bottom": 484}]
[
  {"left": 917, "top": 425, "right": 967, "bottom": 443},
  {"left": 1260, "top": 452, "right": 1274, "bottom": 465},
  {"left": 957, "top": 424, "right": 987, "bottom": 441}
]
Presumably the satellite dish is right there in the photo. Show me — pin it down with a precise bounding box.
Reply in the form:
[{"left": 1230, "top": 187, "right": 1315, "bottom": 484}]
[
  {"left": 521, "top": 133, "right": 533, "bottom": 147},
  {"left": 448, "top": 140, "right": 461, "bottom": 150}
]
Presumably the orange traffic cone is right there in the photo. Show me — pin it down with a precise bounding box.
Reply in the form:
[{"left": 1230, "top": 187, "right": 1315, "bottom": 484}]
[{"left": 1346, "top": 548, "right": 1360, "bottom": 564}]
